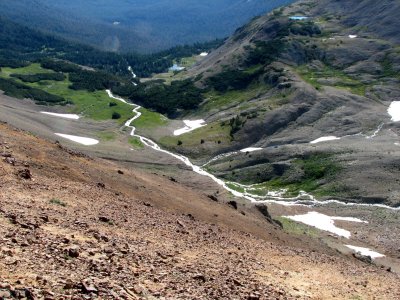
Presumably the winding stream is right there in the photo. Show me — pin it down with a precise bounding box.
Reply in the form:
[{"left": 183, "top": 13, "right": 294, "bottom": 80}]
[{"left": 106, "top": 90, "right": 400, "bottom": 211}]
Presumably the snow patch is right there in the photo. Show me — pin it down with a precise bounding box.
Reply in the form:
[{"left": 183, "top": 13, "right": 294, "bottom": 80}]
[
  {"left": 289, "top": 16, "right": 309, "bottom": 20},
  {"left": 240, "top": 147, "right": 263, "bottom": 153},
  {"left": 283, "top": 211, "right": 367, "bottom": 238},
  {"left": 310, "top": 136, "right": 340, "bottom": 144},
  {"left": 54, "top": 133, "right": 99, "bottom": 146},
  {"left": 40, "top": 112, "right": 80, "bottom": 120},
  {"left": 199, "top": 52, "right": 208, "bottom": 57},
  {"left": 169, "top": 64, "right": 185, "bottom": 71},
  {"left": 345, "top": 245, "right": 385, "bottom": 259},
  {"left": 173, "top": 120, "right": 206, "bottom": 136},
  {"left": 348, "top": 35, "right": 358, "bottom": 39},
  {"left": 388, "top": 101, "right": 400, "bottom": 122}
]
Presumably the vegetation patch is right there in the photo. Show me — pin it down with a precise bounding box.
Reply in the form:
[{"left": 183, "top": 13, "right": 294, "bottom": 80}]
[
  {"left": 0, "top": 64, "right": 134, "bottom": 123},
  {"left": 226, "top": 182, "right": 245, "bottom": 194},
  {"left": 296, "top": 64, "right": 368, "bottom": 95},
  {"left": 115, "top": 79, "right": 204, "bottom": 117},
  {"left": 243, "top": 153, "right": 342, "bottom": 197},
  {"left": 275, "top": 216, "right": 320, "bottom": 237},
  {"left": 132, "top": 108, "right": 168, "bottom": 129},
  {"left": 128, "top": 137, "right": 144, "bottom": 149},
  {"left": 0, "top": 77, "right": 68, "bottom": 105},
  {"left": 159, "top": 122, "right": 232, "bottom": 155},
  {"left": 97, "top": 131, "right": 116, "bottom": 141},
  {"left": 200, "top": 82, "right": 270, "bottom": 113},
  {"left": 50, "top": 198, "right": 67, "bottom": 207},
  {"left": 11, "top": 72, "right": 65, "bottom": 83}
]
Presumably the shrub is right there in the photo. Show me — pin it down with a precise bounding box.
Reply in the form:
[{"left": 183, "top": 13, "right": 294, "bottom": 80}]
[{"left": 112, "top": 112, "right": 121, "bottom": 119}]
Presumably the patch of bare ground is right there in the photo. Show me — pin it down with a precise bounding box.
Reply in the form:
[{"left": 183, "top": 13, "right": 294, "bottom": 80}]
[{"left": 0, "top": 122, "right": 399, "bottom": 299}]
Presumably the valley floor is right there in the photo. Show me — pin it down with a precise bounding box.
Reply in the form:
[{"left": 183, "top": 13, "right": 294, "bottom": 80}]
[{"left": 1, "top": 101, "right": 400, "bottom": 298}]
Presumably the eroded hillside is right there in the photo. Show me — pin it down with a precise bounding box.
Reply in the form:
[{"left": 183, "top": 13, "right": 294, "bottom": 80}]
[{"left": 1, "top": 122, "right": 400, "bottom": 299}]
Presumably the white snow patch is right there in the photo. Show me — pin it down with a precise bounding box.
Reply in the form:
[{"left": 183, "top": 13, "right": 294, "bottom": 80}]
[
  {"left": 40, "top": 112, "right": 80, "bottom": 120},
  {"left": 240, "top": 147, "right": 263, "bottom": 153},
  {"left": 54, "top": 133, "right": 99, "bottom": 146},
  {"left": 388, "top": 101, "right": 400, "bottom": 122},
  {"left": 173, "top": 120, "right": 207, "bottom": 136},
  {"left": 113, "top": 21, "right": 120, "bottom": 25},
  {"left": 349, "top": 35, "right": 358, "bottom": 39},
  {"left": 395, "top": 143, "right": 400, "bottom": 146},
  {"left": 199, "top": 52, "right": 208, "bottom": 57},
  {"left": 128, "top": 66, "right": 137, "bottom": 78},
  {"left": 284, "top": 211, "right": 367, "bottom": 238},
  {"left": 345, "top": 245, "right": 385, "bottom": 259},
  {"left": 310, "top": 136, "right": 340, "bottom": 144}
]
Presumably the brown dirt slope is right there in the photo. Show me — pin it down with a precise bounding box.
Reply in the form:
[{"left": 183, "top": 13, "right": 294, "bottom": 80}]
[{"left": 0, "top": 122, "right": 399, "bottom": 299}]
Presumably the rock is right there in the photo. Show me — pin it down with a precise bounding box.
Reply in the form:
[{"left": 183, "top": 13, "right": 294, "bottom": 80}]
[
  {"left": 81, "top": 282, "right": 98, "bottom": 294},
  {"left": 0, "top": 290, "right": 11, "bottom": 298},
  {"left": 4, "top": 157, "right": 15, "bottom": 165},
  {"left": 228, "top": 201, "right": 238, "bottom": 210},
  {"left": 67, "top": 246, "right": 80, "bottom": 258},
  {"left": 169, "top": 177, "right": 177, "bottom": 182},
  {"left": 99, "top": 216, "right": 110, "bottom": 223},
  {"left": 97, "top": 182, "right": 105, "bottom": 188},
  {"left": 117, "top": 170, "right": 124, "bottom": 175},
  {"left": 18, "top": 169, "right": 32, "bottom": 180},
  {"left": 193, "top": 274, "right": 206, "bottom": 282},
  {"left": 352, "top": 253, "right": 372, "bottom": 264},
  {"left": 207, "top": 195, "right": 218, "bottom": 202},
  {"left": 176, "top": 220, "right": 185, "bottom": 227},
  {"left": 132, "top": 284, "right": 144, "bottom": 295},
  {"left": 40, "top": 215, "right": 49, "bottom": 223}
]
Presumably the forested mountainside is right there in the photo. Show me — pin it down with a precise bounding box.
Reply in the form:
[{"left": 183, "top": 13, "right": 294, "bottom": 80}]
[
  {"left": 0, "top": 16, "right": 222, "bottom": 78},
  {"left": 0, "top": 0, "right": 293, "bottom": 52}
]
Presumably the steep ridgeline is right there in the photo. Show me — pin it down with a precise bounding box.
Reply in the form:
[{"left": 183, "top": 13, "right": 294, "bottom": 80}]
[{"left": 164, "top": 0, "right": 400, "bottom": 206}]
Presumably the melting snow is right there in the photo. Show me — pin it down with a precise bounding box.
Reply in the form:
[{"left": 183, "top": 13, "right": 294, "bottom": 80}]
[
  {"left": 173, "top": 120, "right": 207, "bottom": 136},
  {"left": 240, "top": 147, "right": 263, "bottom": 153},
  {"left": 310, "top": 136, "right": 340, "bottom": 144},
  {"left": 345, "top": 245, "right": 385, "bottom": 259},
  {"left": 289, "top": 16, "right": 309, "bottom": 20},
  {"left": 199, "top": 52, "right": 208, "bottom": 57},
  {"left": 55, "top": 133, "right": 99, "bottom": 146},
  {"left": 41, "top": 112, "right": 80, "bottom": 120},
  {"left": 349, "top": 35, "right": 358, "bottom": 39},
  {"left": 388, "top": 101, "right": 400, "bottom": 122},
  {"left": 284, "top": 211, "right": 367, "bottom": 238}
]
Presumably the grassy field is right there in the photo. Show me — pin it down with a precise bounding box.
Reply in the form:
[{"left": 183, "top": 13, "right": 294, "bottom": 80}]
[
  {"left": 96, "top": 131, "right": 117, "bottom": 141},
  {"left": 128, "top": 137, "right": 145, "bottom": 149},
  {"left": 132, "top": 107, "right": 169, "bottom": 129},
  {"left": 0, "top": 64, "right": 134, "bottom": 124},
  {"left": 159, "top": 121, "right": 232, "bottom": 149},
  {"left": 0, "top": 63, "right": 55, "bottom": 76}
]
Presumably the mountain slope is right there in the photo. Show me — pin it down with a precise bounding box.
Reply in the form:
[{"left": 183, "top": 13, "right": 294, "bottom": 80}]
[
  {"left": 150, "top": 0, "right": 400, "bottom": 206},
  {"left": 0, "top": 0, "right": 294, "bottom": 52},
  {"left": 2, "top": 121, "right": 400, "bottom": 299}
]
